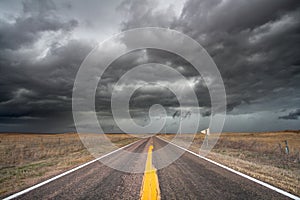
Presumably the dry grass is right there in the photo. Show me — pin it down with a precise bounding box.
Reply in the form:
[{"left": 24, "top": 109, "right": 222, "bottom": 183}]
[
  {"left": 159, "top": 131, "right": 300, "bottom": 196},
  {"left": 1, "top": 132, "right": 299, "bottom": 197},
  {"left": 0, "top": 133, "right": 139, "bottom": 198}
]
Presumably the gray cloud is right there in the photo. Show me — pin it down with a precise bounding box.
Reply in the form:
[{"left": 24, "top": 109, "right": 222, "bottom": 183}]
[
  {"left": 0, "top": 0, "right": 93, "bottom": 132},
  {"left": 119, "top": 0, "right": 300, "bottom": 114},
  {"left": 95, "top": 49, "right": 210, "bottom": 115},
  {"left": 0, "top": 0, "right": 78, "bottom": 50},
  {"left": 0, "top": 38, "right": 92, "bottom": 132},
  {"left": 279, "top": 109, "right": 300, "bottom": 120},
  {"left": 118, "top": 0, "right": 177, "bottom": 30},
  {"left": 0, "top": 0, "right": 299, "bottom": 132}
]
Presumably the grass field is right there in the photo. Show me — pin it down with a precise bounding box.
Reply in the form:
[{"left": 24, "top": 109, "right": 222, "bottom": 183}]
[
  {"left": 0, "top": 133, "right": 139, "bottom": 198},
  {"left": 1, "top": 131, "right": 299, "bottom": 197},
  {"left": 159, "top": 131, "right": 300, "bottom": 196}
]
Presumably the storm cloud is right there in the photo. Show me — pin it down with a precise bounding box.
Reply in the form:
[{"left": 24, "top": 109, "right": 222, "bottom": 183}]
[
  {"left": 279, "top": 109, "right": 300, "bottom": 120},
  {"left": 0, "top": 0, "right": 93, "bottom": 132},
  {"left": 0, "top": 0, "right": 299, "bottom": 132}
]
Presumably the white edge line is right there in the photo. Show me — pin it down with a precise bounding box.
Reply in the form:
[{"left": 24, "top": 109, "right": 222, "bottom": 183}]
[
  {"left": 158, "top": 137, "right": 300, "bottom": 200},
  {"left": 4, "top": 139, "right": 142, "bottom": 200}
]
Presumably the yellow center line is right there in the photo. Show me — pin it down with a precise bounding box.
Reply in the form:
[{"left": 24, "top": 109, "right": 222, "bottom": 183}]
[{"left": 140, "top": 145, "right": 161, "bottom": 200}]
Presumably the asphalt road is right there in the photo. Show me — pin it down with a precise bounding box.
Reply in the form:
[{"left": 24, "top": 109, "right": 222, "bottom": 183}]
[{"left": 10, "top": 136, "right": 294, "bottom": 200}]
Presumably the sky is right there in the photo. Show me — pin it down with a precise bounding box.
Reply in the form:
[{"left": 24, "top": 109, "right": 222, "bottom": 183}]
[{"left": 0, "top": 0, "right": 299, "bottom": 133}]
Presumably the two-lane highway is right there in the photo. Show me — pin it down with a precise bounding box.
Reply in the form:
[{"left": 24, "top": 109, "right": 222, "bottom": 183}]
[{"left": 6, "top": 136, "right": 297, "bottom": 200}]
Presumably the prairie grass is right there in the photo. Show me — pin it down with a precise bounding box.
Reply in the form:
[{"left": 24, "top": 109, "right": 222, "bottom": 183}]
[
  {"left": 0, "top": 133, "right": 139, "bottom": 197},
  {"left": 159, "top": 131, "right": 300, "bottom": 196}
]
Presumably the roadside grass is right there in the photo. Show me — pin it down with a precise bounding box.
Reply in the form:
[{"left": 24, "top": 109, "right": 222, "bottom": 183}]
[
  {"left": 1, "top": 132, "right": 299, "bottom": 197},
  {"left": 159, "top": 131, "right": 300, "bottom": 196},
  {"left": 0, "top": 133, "right": 140, "bottom": 198}
]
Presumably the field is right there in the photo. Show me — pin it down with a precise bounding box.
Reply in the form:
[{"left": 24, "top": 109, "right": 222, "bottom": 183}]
[
  {"left": 1, "top": 131, "right": 299, "bottom": 198},
  {"left": 159, "top": 131, "right": 300, "bottom": 196},
  {"left": 0, "top": 133, "right": 139, "bottom": 198}
]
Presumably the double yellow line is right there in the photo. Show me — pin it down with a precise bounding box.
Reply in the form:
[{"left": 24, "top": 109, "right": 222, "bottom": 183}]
[{"left": 140, "top": 145, "right": 161, "bottom": 200}]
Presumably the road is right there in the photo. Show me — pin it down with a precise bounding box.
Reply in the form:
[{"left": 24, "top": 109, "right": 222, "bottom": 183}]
[{"left": 8, "top": 136, "right": 295, "bottom": 200}]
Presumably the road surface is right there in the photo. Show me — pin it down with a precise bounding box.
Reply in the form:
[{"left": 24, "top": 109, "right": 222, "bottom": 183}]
[{"left": 7, "top": 136, "right": 295, "bottom": 200}]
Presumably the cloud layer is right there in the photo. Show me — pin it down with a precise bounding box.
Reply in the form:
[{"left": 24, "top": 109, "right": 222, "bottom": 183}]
[{"left": 0, "top": 0, "right": 299, "bottom": 132}]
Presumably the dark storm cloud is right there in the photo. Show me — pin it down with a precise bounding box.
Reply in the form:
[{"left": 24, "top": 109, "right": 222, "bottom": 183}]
[
  {"left": 1, "top": 0, "right": 300, "bottom": 133},
  {"left": 177, "top": 0, "right": 300, "bottom": 33},
  {"left": 119, "top": 0, "right": 300, "bottom": 115},
  {"left": 0, "top": 0, "right": 93, "bottom": 132},
  {"left": 279, "top": 109, "right": 300, "bottom": 120},
  {"left": 0, "top": 0, "right": 78, "bottom": 50},
  {"left": 95, "top": 49, "right": 181, "bottom": 118},
  {"left": 0, "top": 39, "right": 92, "bottom": 116},
  {"left": 95, "top": 49, "right": 210, "bottom": 116}
]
